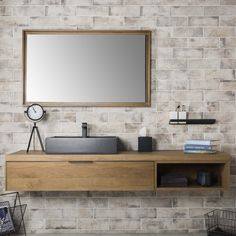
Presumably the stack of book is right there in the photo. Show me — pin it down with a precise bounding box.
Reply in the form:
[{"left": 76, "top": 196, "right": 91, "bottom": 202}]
[{"left": 184, "top": 139, "right": 218, "bottom": 154}]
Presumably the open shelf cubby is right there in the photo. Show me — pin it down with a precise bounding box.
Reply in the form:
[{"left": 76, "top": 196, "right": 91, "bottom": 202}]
[{"left": 156, "top": 163, "right": 226, "bottom": 191}]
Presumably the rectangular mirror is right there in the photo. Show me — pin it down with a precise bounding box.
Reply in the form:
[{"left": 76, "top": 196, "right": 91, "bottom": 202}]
[{"left": 23, "top": 30, "right": 151, "bottom": 107}]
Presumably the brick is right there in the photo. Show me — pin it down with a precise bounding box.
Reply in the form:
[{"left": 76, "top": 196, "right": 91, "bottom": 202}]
[
  {"left": 46, "top": 219, "right": 76, "bottom": 229},
  {"left": 204, "top": 27, "right": 235, "bottom": 37},
  {"left": 173, "top": 48, "right": 203, "bottom": 58},
  {"left": 61, "top": 16, "right": 93, "bottom": 26},
  {"left": 0, "top": 113, "right": 12, "bottom": 122},
  {"left": 77, "top": 112, "right": 108, "bottom": 123},
  {"left": 189, "top": 38, "right": 219, "bottom": 48},
  {"left": 221, "top": 59, "right": 236, "bottom": 69},
  {"left": 111, "top": 6, "right": 140, "bottom": 16},
  {"left": 63, "top": 0, "right": 92, "bottom": 5},
  {"left": 110, "top": 219, "right": 140, "bottom": 230},
  {"left": 220, "top": 81, "right": 236, "bottom": 90},
  {"left": 189, "top": 219, "right": 205, "bottom": 230},
  {"left": 173, "top": 197, "right": 203, "bottom": 207},
  {"left": 157, "top": 59, "right": 187, "bottom": 70},
  {"left": 157, "top": 17, "right": 187, "bottom": 26},
  {"left": 141, "top": 198, "right": 172, "bottom": 208},
  {"left": 172, "top": 91, "right": 203, "bottom": 101},
  {"left": 94, "top": 0, "right": 122, "bottom": 5},
  {"left": 204, "top": 197, "right": 235, "bottom": 207},
  {"left": 221, "top": 16, "right": 236, "bottom": 26},
  {"left": 204, "top": 48, "right": 235, "bottom": 58},
  {"left": 75, "top": 208, "right": 93, "bottom": 218},
  {"left": 29, "top": 16, "right": 60, "bottom": 25},
  {"left": 46, "top": 6, "right": 75, "bottom": 16},
  {"left": 142, "top": 219, "right": 172, "bottom": 231},
  {"left": 205, "top": 6, "right": 236, "bottom": 16},
  {"left": 45, "top": 0, "right": 61, "bottom": 4},
  {"left": 156, "top": 28, "right": 172, "bottom": 38},
  {"left": 124, "top": 0, "right": 189, "bottom": 5},
  {"left": 29, "top": 0, "right": 45, "bottom": 4},
  {"left": 157, "top": 38, "right": 187, "bottom": 47},
  {"left": 25, "top": 219, "right": 46, "bottom": 230},
  {"left": 157, "top": 48, "right": 173, "bottom": 59},
  {"left": 189, "top": 16, "right": 219, "bottom": 26},
  {"left": 142, "top": 6, "right": 170, "bottom": 17},
  {"left": 109, "top": 198, "right": 140, "bottom": 208},
  {"left": 13, "top": 132, "right": 30, "bottom": 144},
  {"left": 0, "top": 7, "right": 12, "bottom": 16},
  {"left": 78, "top": 198, "right": 108, "bottom": 208},
  {"left": 126, "top": 208, "right": 156, "bottom": 219},
  {"left": 30, "top": 209, "right": 63, "bottom": 219},
  {"left": 171, "top": 6, "right": 204, "bottom": 16},
  {"left": 125, "top": 17, "right": 156, "bottom": 27},
  {"left": 205, "top": 69, "right": 235, "bottom": 81},
  {"left": 156, "top": 208, "right": 188, "bottom": 218},
  {"left": 13, "top": 6, "right": 45, "bottom": 16},
  {"left": 188, "top": 59, "right": 220, "bottom": 69},
  {"left": 77, "top": 219, "right": 109, "bottom": 230},
  {"left": 0, "top": 17, "right": 28, "bottom": 27},
  {"left": 220, "top": 0, "right": 236, "bottom": 5},
  {"left": 0, "top": 0, "right": 28, "bottom": 5},
  {"left": 190, "top": 78, "right": 220, "bottom": 90},
  {"left": 0, "top": 133, "right": 12, "bottom": 144},
  {"left": 45, "top": 198, "right": 76, "bottom": 209},
  {"left": 173, "top": 27, "right": 203, "bottom": 37},
  {"left": 108, "top": 112, "right": 141, "bottom": 123},
  {"left": 189, "top": 0, "right": 219, "bottom": 4},
  {"left": 95, "top": 209, "right": 126, "bottom": 218},
  {"left": 76, "top": 6, "right": 109, "bottom": 16},
  {"left": 0, "top": 48, "right": 13, "bottom": 58},
  {"left": 94, "top": 16, "right": 123, "bottom": 26},
  {"left": 204, "top": 91, "right": 235, "bottom": 101},
  {"left": 221, "top": 38, "right": 236, "bottom": 48}
]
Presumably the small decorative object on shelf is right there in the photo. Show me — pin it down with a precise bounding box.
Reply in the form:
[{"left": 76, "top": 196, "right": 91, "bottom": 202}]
[
  {"left": 160, "top": 173, "right": 188, "bottom": 187},
  {"left": 138, "top": 127, "right": 153, "bottom": 152},
  {"left": 169, "top": 104, "right": 188, "bottom": 124},
  {"left": 183, "top": 139, "right": 219, "bottom": 154},
  {"left": 169, "top": 118, "right": 216, "bottom": 125},
  {"left": 24, "top": 103, "right": 46, "bottom": 153},
  {"left": 0, "top": 192, "right": 26, "bottom": 236},
  {"left": 205, "top": 209, "right": 236, "bottom": 236}
]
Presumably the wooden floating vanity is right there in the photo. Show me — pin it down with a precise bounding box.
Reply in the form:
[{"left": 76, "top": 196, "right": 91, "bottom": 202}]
[{"left": 6, "top": 150, "right": 230, "bottom": 192}]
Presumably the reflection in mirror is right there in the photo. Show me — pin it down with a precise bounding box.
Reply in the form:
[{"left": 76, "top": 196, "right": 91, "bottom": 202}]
[{"left": 23, "top": 30, "right": 151, "bottom": 107}]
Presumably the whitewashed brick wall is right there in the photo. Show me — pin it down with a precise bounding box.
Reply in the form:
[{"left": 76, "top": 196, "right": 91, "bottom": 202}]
[{"left": 0, "top": 0, "right": 236, "bottom": 234}]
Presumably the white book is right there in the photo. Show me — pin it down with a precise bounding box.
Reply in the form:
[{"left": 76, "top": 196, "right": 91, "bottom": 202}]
[{"left": 185, "top": 139, "right": 219, "bottom": 145}]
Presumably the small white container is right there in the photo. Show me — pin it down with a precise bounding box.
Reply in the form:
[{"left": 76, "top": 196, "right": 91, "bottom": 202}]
[
  {"left": 169, "top": 111, "right": 178, "bottom": 120},
  {"left": 179, "top": 111, "right": 187, "bottom": 120}
]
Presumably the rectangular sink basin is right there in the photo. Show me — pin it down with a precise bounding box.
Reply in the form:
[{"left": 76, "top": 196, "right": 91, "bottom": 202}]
[{"left": 45, "top": 136, "right": 118, "bottom": 154}]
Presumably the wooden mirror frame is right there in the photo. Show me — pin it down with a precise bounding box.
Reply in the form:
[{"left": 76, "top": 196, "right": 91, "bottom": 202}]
[{"left": 23, "top": 30, "right": 151, "bottom": 107}]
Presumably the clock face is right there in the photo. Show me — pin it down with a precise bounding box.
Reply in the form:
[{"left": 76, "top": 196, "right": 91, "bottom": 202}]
[{"left": 26, "top": 104, "right": 45, "bottom": 121}]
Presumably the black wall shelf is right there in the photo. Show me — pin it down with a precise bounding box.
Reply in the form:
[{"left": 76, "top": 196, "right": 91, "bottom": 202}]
[{"left": 169, "top": 119, "right": 216, "bottom": 125}]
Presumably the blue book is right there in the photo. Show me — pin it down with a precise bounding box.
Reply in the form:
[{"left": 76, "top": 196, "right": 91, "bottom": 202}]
[
  {"left": 185, "top": 139, "right": 218, "bottom": 145},
  {"left": 184, "top": 144, "right": 212, "bottom": 151},
  {"left": 184, "top": 150, "right": 217, "bottom": 154}
]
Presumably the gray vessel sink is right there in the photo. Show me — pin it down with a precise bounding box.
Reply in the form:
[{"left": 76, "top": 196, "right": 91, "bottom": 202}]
[{"left": 45, "top": 136, "right": 118, "bottom": 154}]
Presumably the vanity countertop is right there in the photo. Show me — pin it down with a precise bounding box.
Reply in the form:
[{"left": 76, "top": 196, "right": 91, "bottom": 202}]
[{"left": 6, "top": 150, "right": 230, "bottom": 162}]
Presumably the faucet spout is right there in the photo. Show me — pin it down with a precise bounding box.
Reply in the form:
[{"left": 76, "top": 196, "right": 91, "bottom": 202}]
[{"left": 82, "top": 122, "right": 88, "bottom": 138}]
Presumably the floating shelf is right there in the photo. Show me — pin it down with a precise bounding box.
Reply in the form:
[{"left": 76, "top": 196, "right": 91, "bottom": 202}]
[{"left": 169, "top": 119, "right": 216, "bottom": 125}]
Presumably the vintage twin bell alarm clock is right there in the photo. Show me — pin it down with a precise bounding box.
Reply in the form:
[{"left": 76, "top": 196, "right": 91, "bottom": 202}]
[{"left": 24, "top": 104, "right": 46, "bottom": 153}]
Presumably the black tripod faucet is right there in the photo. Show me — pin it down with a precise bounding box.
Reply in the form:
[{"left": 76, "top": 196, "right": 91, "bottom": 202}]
[{"left": 82, "top": 122, "right": 88, "bottom": 138}]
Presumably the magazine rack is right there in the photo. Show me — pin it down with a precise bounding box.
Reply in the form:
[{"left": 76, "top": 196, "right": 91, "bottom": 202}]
[{"left": 0, "top": 192, "right": 26, "bottom": 236}]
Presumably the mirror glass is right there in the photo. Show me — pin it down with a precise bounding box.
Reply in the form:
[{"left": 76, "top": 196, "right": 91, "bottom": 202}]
[{"left": 24, "top": 31, "right": 151, "bottom": 106}]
